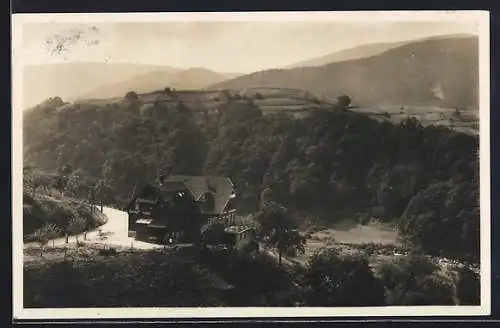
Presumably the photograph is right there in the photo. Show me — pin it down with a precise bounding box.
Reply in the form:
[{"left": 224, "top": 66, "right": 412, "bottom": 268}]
[{"left": 12, "top": 11, "right": 490, "bottom": 319}]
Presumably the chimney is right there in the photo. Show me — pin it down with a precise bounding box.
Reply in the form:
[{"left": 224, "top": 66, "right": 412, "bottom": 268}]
[{"left": 159, "top": 174, "right": 165, "bottom": 186}]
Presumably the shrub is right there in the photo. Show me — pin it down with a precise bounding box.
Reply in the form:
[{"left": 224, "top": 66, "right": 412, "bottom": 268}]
[
  {"left": 301, "top": 248, "right": 386, "bottom": 306},
  {"left": 456, "top": 266, "right": 480, "bottom": 305},
  {"left": 98, "top": 248, "right": 118, "bottom": 256},
  {"left": 377, "top": 255, "right": 455, "bottom": 305}
]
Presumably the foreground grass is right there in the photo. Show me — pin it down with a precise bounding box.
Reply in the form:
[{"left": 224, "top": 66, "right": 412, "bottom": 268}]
[{"left": 24, "top": 245, "right": 233, "bottom": 308}]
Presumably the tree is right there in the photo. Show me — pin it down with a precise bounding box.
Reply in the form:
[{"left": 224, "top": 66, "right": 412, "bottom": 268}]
[
  {"left": 52, "top": 174, "right": 69, "bottom": 196},
  {"left": 124, "top": 91, "right": 139, "bottom": 102},
  {"left": 254, "top": 202, "right": 305, "bottom": 265},
  {"left": 456, "top": 266, "right": 480, "bottom": 305},
  {"left": 273, "top": 229, "right": 306, "bottom": 261},
  {"left": 259, "top": 187, "right": 274, "bottom": 210},
  {"left": 336, "top": 95, "right": 351, "bottom": 108},
  {"left": 88, "top": 186, "right": 97, "bottom": 215},
  {"left": 377, "top": 255, "right": 454, "bottom": 305},
  {"left": 301, "top": 248, "right": 386, "bottom": 306},
  {"left": 200, "top": 222, "right": 227, "bottom": 247},
  {"left": 24, "top": 167, "right": 50, "bottom": 197},
  {"left": 51, "top": 164, "right": 73, "bottom": 196},
  {"left": 67, "top": 217, "right": 86, "bottom": 242},
  {"left": 66, "top": 174, "right": 80, "bottom": 196},
  {"left": 94, "top": 179, "right": 106, "bottom": 212},
  {"left": 399, "top": 181, "right": 479, "bottom": 261},
  {"left": 254, "top": 92, "right": 264, "bottom": 100},
  {"left": 31, "top": 223, "right": 59, "bottom": 257}
]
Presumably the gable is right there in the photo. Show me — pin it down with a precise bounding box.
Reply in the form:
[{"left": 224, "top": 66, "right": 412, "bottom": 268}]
[
  {"left": 125, "top": 176, "right": 236, "bottom": 215},
  {"left": 124, "top": 181, "right": 193, "bottom": 211},
  {"left": 169, "top": 175, "right": 235, "bottom": 215}
]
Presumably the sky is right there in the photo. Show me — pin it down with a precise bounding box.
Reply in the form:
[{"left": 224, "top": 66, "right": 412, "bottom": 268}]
[{"left": 21, "top": 20, "right": 478, "bottom": 73}]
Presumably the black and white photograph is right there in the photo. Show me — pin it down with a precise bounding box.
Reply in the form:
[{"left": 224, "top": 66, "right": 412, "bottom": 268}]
[{"left": 12, "top": 11, "right": 490, "bottom": 319}]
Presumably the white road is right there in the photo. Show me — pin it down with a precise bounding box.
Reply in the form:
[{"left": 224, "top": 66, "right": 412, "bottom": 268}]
[{"left": 24, "top": 207, "right": 164, "bottom": 250}]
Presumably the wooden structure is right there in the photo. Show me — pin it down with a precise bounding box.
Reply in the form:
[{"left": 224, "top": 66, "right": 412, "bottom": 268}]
[
  {"left": 124, "top": 175, "right": 237, "bottom": 244},
  {"left": 221, "top": 225, "right": 255, "bottom": 250}
]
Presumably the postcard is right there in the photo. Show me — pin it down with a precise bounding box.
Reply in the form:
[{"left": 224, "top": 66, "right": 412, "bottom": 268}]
[{"left": 12, "top": 10, "right": 490, "bottom": 320}]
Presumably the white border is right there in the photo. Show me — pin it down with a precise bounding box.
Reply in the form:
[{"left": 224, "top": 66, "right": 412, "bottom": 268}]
[{"left": 12, "top": 10, "right": 491, "bottom": 320}]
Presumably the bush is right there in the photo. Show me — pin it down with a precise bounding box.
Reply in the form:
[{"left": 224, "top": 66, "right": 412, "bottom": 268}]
[
  {"left": 336, "top": 94, "right": 351, "bottom": 108},
  {"left": 301, "top": 248, "right": 386, "bottom": 306},
  {"left": 23, "top": 191, "right": 103, "bottom": 242},
  {"left": 456, "top": 267, "right": 480, "bottom": 305},
  {"left": 98, "top": 247, "right": 118, "bottom": 256},
  {"left": 254, "top": 92, "right": 264, "bottom": 100},
  {"left": 377, "top": 255, "right": 455, "bottom": 305}
]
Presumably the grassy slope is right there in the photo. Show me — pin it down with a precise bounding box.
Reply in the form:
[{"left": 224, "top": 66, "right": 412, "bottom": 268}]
[{"left": 23, "top": 188, "right": 107, "bottom": 242}]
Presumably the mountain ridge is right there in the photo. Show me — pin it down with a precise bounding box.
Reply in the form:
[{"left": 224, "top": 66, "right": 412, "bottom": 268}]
[
  {"left": 78, "top": 67, "right": 241, "bottom": 100},
  {"left": 210, "top": 35, "right": 479, "bottom": 110},
  {"left": 22, "top": 62, "right": 242, "bottom": 108},
  {"left": 284, "top": 33, "right": 476, "bottom": 69}
]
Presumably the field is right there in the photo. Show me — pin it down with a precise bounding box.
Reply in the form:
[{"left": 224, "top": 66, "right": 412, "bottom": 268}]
[
  {"left": 71, "top": 87, "right": 479, "bottom": 135},
  {"left": 351, "top": 105, "right": 479, "bottom": 135},
  {"left": 292, "top": 219, "right": 400, "bottom": 266}
]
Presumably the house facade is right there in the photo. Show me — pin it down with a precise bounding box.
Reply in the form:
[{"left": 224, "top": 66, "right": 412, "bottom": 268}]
[
  {"left": 124, "top": 175, "right": 237, "bottom": 244},
  {"left": 222, "top": 225, "right": 256, "bottom": 250}
]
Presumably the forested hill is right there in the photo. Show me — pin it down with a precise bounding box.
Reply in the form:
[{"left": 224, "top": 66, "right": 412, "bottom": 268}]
[
  {"left": 210, "top": 36, "right": 479, "bottom": 110},
  {"left": 23, "top": 92, "right": 479, "bottom": 262}
]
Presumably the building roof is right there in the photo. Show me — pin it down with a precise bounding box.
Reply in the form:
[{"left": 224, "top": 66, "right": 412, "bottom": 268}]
[
  {"left": 147, "top": 219, "right": 169, "bottom": 229},
  {"left": 168, "top": 175, "right": 235, "bottom": 215},
  {"left": 123, "top": 180, "right": 193, "bottom": 211}
]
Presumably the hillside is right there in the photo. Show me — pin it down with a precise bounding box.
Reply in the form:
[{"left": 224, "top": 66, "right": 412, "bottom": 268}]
[
  {"left": 23, "top": 167, "right": 107, "bottom": 242},
  {"left": 22, "top": 63, "right": 241, "bottom": 108},
  {"left": 210, "top": 36, "right": 479, "bottom": 110},
  {"left": 79, "top": 68, "right": 241, "bottom": 100},
  {"left": 23, "top": 63, "right": 180, "bottom": 109},
  {"left": 284, "top": 34, "right": 473, "bottom": 69},
  {"left": 284, "top": 40, "right": 408, "bottom": 68}
]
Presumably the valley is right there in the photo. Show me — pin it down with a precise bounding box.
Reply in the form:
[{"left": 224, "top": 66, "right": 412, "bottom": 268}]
[{"left": 19, "top": 27, "right": 482, "bottom": 310}]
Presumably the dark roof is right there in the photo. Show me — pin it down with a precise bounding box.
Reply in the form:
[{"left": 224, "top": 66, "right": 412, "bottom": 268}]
[
  {"left": 168, "top": 175, "right": 234, "bottom": 215},
  {"left": 123, "top": 180, "right": 193, "bottom": 211},
  {"left": 124, "top": 176, "right": 234, "bottom": 214}
]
